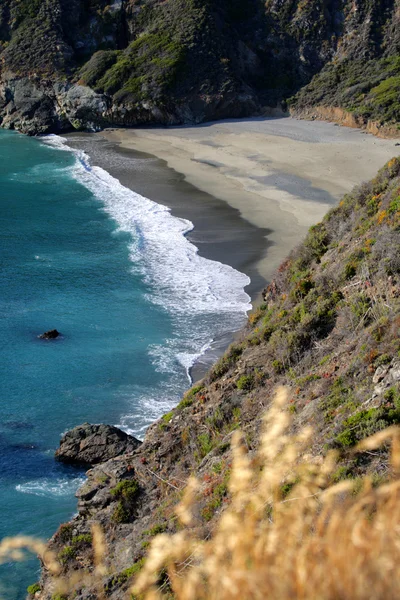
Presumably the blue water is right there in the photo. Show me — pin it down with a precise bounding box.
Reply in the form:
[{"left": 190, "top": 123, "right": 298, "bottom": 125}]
[{"left": 0, "top": 130, "right": 250, "bottom": 598}]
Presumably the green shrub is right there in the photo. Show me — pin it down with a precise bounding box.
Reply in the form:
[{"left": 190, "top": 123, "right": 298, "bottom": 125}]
[
  {"left": 201, "top": 478, "right": 229, "bottom": 521},
  {"left": 369, "top": 76, "right": 400, "bottom": 122},
  {"left": 71, "top": 533, "right": 92, "bottom": 547},
  {"left": 56, "top": 523, "right": 73, "bottom": 543},
  {"left": 335, "top": 402, "right": 400, "bottom": 448},
  {"left": 331, "top": 466, "right": 352, "bottom": 483},
  {"left": 96, "top": 31, "right": 185, "bottom": 101},
  {"left": 197, "top": 433, "right": 214, "bottom": 458},
  {"left": 27, "top": 583, "right": 40, "bottom": 595},
  {"left": 384, "top": 386, "right": 400, "bottom": 408},
  {"left": 367, "top": 195, "right": 381, "bottom": 216},
  {"left": 119, "top": 558, "right": 145, "bottom": 581},
  {"left": 210, "top": 345, "right": 243, "bottom": 381},
  {"left": 320, "top": 378, "right": 354, "bottom": 422},
  {"left": 344, "top": 261, "right": 358, "bottom": 280},
  {"left": 319, "top": 354, "right": 331, "bottom": 366},
  {"left": 297, "top": 373, "right": 321, "bottom": 386},
  {"left": 206, "top": 407, "right": 224, "bottom": 432},
  {"left": 350, "top": 294, "right": 372, "bottom": 323},
  {"left": 58, "top": 545, "right": 76, "bottom": 564},
  {"left": 79, "top": 50, "right": 121, "bottom": 88},
  {"left": 294, "top": 277, "right": 315, "bottom": 299},
  {"left": 178, "top": 383, "right": 204, "bottom": 409},
  {"left": 272, "top": 359, "right": 284, "bottom": 374},
  {"left": 109, "top": 558, "right": 146, "bottom": 586},
  {"left": 14, "top": 0, "right": 43, "bottom": 24},
  {"left": 143, "top": 523, "right": 166, "bottom": 536},
  {"left": 236, "top": 375, "right": 254, "bottom": 391},
  {"left": 388, "top": 196, "right": 400, "bottom": 215},
  {"left": 111, "top": 479, "right": 140, "bottom": 524},
  {"left": 304, "top": 224, "right": 330, "bottom": 262},
  {"left": 110, "top": 479, "right": 139, "bottom": 501},
  {"left": 375, "top": 354, "right": 392, "bottom": 367},
  {"left": 159, "top": 411, "right": 174, "bottom": 429},
  {"left": 112, "top": 501, "right": 130, "bottom": 524},
  {"left": 212, "top": 461, "right": 223, "bottom": 474},
  {"left": 292, "top": 56, "right": 400, "bottom": 126}
]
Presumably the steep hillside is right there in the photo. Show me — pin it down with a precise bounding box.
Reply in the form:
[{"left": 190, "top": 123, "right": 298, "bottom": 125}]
[
  {"left": 0, "top": 0, "right": 399, "bottom": 134},
  {"left": 32, "top": 157, "right": 400, "bottom": 599}
]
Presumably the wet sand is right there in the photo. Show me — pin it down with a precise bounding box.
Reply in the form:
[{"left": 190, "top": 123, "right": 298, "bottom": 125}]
[
  {"left": 102, "top": 117, "right": 398, "bottom": 283},
  {"left": 65, "top": 119, "right": 398, "bottom": 379},
  {"left": 65, "top": 132, "right": 270, "bottom": 301},
  {"left": 64, "top": 132, "right": 272, "bottom": 379}
]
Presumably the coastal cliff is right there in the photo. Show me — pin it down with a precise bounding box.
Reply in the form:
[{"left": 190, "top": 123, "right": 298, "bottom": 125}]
[
  {"left": 0, "top": 0, "right": 399, "bottom": 135},
  {"left": 32, "top": 156, "right": 400, "bottom": 599}
]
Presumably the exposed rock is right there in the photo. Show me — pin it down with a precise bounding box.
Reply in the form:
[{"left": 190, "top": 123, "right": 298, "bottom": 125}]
[
  {"left": 0, "top": 0, "right": 399, "bottom": 135},
  {"left": 55, "top": 423, "right": 142, "bottom": 466},
  {"left": 372, "top": 361, "right": 400, "bottom": 396},
  {"left": 372, "top": 365, "right": 390, "bottom": 384},
  {"left": 38, "top": 329, "right": 60, "bottom": 339},
  {"left": 389, "top": 360, "right": 400, "bottom": 383}
]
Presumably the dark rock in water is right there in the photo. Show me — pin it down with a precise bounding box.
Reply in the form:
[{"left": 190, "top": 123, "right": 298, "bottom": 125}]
[
  {"left": 39, "top": 329, "right": 60, "bottom": 339},
  {"left": 55, "top": 423, "right": 142, "bottom": 466}
]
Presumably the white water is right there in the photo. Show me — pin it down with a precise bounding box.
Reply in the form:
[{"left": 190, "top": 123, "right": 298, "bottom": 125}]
[
  {"left": 16, "top": 477, "right": 86, "bottom": 498},
  {"left": 42, "top": 134, "right": 251, "bottom": 435}
]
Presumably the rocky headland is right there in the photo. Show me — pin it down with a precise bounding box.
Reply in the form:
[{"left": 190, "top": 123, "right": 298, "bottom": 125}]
[{"left": 31, "top": 155, "right": 400, "bottom": 599}]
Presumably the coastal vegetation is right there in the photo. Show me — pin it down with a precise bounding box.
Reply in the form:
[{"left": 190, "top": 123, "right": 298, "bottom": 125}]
[
  {"left": 292, "top": 56, "right": 400, "bottom": 128},
  {"left": 4, "top": 390, "right": 400, "bottom": 599},
  {"left": 0, "top": 2, "right": 399, "bottom": 597},
  {"left": 0, "top": 0, "right": 399, "bottom": 133},
  {"left": 1, "top": 155, "right": 399, "bottom": 599}
]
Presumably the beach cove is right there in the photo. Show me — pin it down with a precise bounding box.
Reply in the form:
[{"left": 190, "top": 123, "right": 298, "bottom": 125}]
[
  {"left": 102, "top": 117, "right": 398, "bottom": 284},
  {"left": 0, "top": 117, "right": 398, "bottom": 598}
]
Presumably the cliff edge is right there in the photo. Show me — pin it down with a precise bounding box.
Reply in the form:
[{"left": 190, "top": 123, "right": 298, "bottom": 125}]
[{"left": 31, "top": 156, "right": 400, "bottom": 599}]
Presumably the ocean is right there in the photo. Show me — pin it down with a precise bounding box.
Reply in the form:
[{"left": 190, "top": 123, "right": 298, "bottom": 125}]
[{"left": 0, "top": 129, "right": 250, "bottom": 598}]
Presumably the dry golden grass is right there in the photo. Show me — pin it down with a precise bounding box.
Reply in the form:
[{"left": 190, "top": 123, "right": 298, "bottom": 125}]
[
  {"left": 134, "top": 388, "right": 400, "bottom": 600},
  {"left": 1, "top": 388, "right": 400, "bottom": 600}
]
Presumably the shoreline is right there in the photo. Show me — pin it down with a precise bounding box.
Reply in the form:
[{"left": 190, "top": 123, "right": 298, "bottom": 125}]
[
  {"left": 65, "top": 118, "right": 398, "bottom": 381},
  {"left": 63, "top": 133, "right": 267, "bottom": 381},
  {"left": 102, "top": 116, "right": 398, "bottom": 284}
]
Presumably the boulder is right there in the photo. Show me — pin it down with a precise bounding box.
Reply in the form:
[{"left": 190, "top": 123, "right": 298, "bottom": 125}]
[
  {"left": 55, "top": 423, "right": 141, "bottom": 466},
  {"left": 38, "top": 329, "right": 60, "bottom": 339},
  {"left": 372, "top": 365, "right": 389, "bottom": 384}
]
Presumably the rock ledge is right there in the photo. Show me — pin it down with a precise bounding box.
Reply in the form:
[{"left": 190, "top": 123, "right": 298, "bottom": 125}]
[{"left": 55, "top": 423, "right": 141, "bottom": 466}]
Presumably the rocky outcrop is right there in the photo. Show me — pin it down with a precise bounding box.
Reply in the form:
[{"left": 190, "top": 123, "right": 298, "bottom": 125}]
[
  {"left": 0, "top": 76, "right": 109, "bottom": 135},
  {"left": 38, "top": 329, "right": 60, "bottom": 339},
  {"left": 55, "top": 423, "right": 141, "bottom": 466},
  {"left": 1, "top": 0, "right": 399, "bottom": 135}
]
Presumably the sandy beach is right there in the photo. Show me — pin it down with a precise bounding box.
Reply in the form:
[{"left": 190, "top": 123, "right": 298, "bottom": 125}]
[{"left": 102, "top": 117, "right": 399, "bottom": 283}]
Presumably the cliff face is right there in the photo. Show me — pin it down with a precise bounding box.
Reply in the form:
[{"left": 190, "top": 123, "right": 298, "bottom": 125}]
[
  {"left": 34, "top": 157, "right": 400, "bottom": 599},
  {"left": 0, "top": 0, "right": 399, "bottom": 134}
]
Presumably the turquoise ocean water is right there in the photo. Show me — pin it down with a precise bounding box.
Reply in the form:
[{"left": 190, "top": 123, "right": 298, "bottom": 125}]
[{"left": 0, "top": 130, "right": 250, "bottom": 598}]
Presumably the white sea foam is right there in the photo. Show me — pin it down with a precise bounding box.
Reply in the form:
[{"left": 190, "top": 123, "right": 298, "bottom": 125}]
[
  {"left": 41, "top": 134, "right": 251, "bottom": 434},
  {"left": 42, "top": 134, "right": 251, "bottom": 315},
  {"left": 16, "top": 477, "right": 85, "bottom": 498},
  {"left": 118, "top": 384, "right": 183, "bottom": 439}
]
